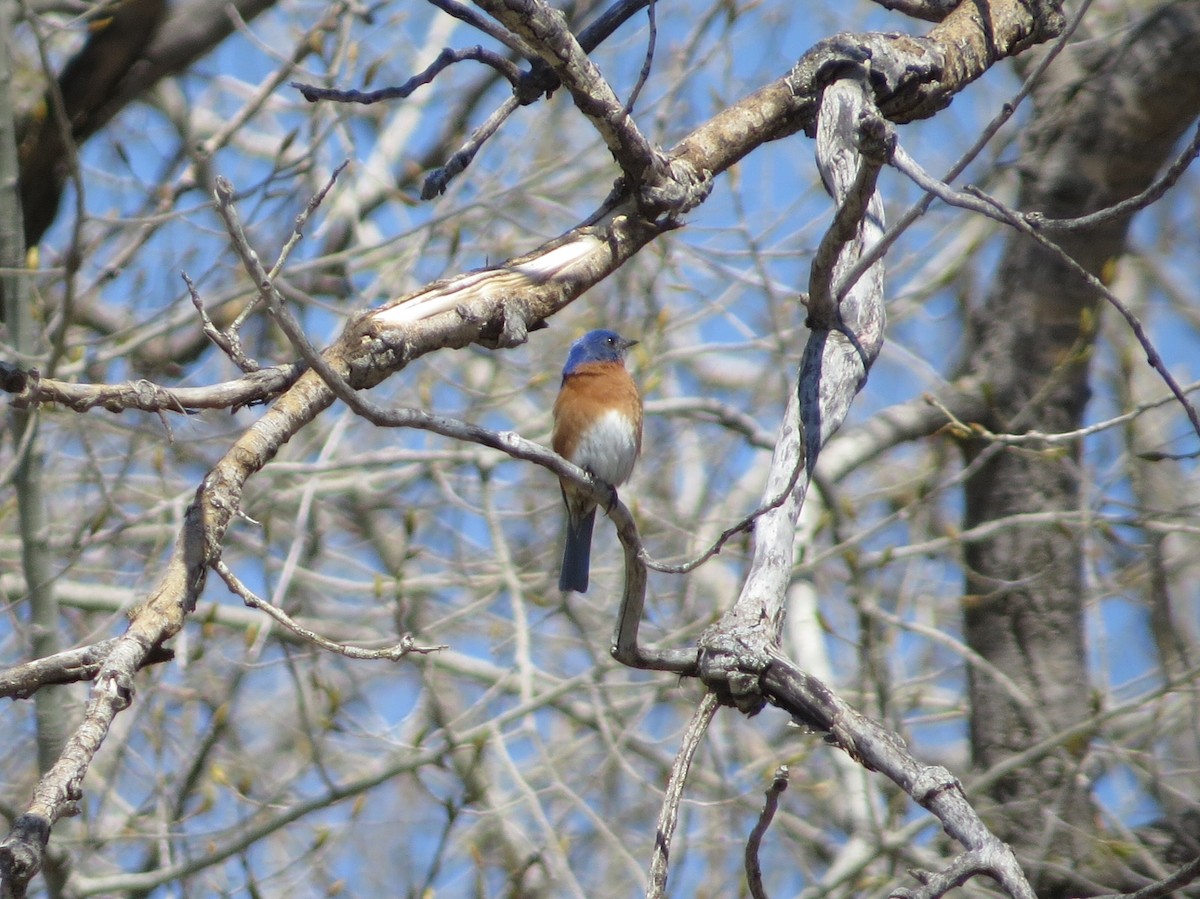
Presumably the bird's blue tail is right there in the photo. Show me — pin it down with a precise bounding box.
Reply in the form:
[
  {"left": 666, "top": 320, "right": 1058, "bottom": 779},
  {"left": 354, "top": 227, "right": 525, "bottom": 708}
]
[{"left": 559, "top": 507, "right": 597, "bottom": 592}]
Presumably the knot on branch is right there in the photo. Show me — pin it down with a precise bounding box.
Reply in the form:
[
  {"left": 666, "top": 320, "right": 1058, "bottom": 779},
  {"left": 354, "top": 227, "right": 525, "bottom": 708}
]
[
  {"left": 514, "top": 59, "right": 560, "bottom": 105},
  {"left": 1019, "top": 0, "right": 1067, "bottom": 49},
  {"left": 856, "top": 106, "right": 896, "bottom": 166},
  {"left": 635, "top": 156, "right": 714, "bottom": 223},
  {"left": 99, "top": 667, "right": 136, "bottom": 712},
  {"left": 696, "top": 638, "right": 771, "bottom": 716},
  {"left": 791, "top": 32, "right": 947, "bottom": 135},
  {"left": 471, "top": 303, "right": 537, "bottom": 349},
  {"left": 909, "top": 765, "right": 961, "bottom": 806},
  {"left": 0, "top": 814, "right": 51, "bottom": 891},
  {"left": 0, "top": 360, "right": 30, "bottom": 394},
  {"left": 607, "top": 153, "right": 714, "bottom": 228}
]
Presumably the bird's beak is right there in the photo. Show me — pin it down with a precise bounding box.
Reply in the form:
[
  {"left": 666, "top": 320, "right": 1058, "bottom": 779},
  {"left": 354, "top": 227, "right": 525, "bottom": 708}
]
[{"left": 621, "top": 337, "right": 639, "bottom": 350}]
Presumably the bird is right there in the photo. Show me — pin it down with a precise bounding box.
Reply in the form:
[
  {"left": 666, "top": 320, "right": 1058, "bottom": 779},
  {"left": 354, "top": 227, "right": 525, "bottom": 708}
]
[{"left": 551, "top": 329, "right": 643, "bottom": 593}]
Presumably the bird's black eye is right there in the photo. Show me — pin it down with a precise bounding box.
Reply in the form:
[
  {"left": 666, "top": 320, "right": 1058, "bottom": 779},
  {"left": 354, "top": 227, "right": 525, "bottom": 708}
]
[{"left": 607, "top": 337, "right": 616, "bottom": 345}]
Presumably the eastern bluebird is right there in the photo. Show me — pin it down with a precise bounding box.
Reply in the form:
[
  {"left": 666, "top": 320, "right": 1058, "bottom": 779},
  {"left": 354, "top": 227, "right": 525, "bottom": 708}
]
[{"left": 552, "top": 329, "right": 643, "bottom": 593}]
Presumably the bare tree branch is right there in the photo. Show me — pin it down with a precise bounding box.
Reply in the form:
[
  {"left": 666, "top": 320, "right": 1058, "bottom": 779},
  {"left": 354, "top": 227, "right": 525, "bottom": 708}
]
[
  {"left": 471, "top": 0, "right": 667, "bottom": 203},
  {"left": 0, "top": 641, "right": 174, "bottom": 700},
  {"left": 746, "top": 766, "right": 790, "bottom": 899},
  {"left": 761, "top": 654, "right": 1036, "bottom": 899},
  {"left": 1091, "top": 854, "right": 1200, "bottom": 899},
  {"left": 646, "top": 690, "right": 719, "bottom": 897},
  {"left": 214, "top": 561, "right": 446, "bottom": 659},
  {"left": 866, "top": 0, "right": 957, "bottom": 22},
  {"left": 2, "top": 364, "right": 303, "bottom": 413},
  {"left": 292, "top": 45, "right": 525, "bottom": 104}
]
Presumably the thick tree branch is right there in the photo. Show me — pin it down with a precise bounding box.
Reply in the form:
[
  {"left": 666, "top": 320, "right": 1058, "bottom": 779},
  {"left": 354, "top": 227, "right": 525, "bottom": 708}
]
[
  {"left": 695, "top": 77, "right": 886, "bottom": 709},
  {"left": 760, "top": 654, "right": 1036, "bottom": 899},
  {"left": 2, "top": 364, "right": 303, "bottom": 413},
  {"left": 0, "top": 641, "right": 174, "bottom": 700}
]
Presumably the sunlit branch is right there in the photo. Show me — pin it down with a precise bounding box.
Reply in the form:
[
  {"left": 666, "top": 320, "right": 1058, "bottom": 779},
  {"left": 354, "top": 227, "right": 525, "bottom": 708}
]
[{"left": 2, "top": 363, "right": 303, "bottom": 413}]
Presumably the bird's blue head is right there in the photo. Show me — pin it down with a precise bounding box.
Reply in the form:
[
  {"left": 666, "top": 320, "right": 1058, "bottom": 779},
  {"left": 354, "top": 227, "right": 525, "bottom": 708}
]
[{"left": 562, "top": 329, "right": 638, "bottom": 375}]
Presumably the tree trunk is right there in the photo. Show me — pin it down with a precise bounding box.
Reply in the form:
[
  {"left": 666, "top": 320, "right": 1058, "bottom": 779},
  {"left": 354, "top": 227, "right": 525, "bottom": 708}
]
[{"left": 961, "top": 5, "right": 1200, "bottom": 894}]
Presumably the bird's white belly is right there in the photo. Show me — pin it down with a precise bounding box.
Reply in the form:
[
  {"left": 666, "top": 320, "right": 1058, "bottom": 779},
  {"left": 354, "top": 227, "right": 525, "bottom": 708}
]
[{"left": 574, "top": 410, "right": 638, "bottom": 486}]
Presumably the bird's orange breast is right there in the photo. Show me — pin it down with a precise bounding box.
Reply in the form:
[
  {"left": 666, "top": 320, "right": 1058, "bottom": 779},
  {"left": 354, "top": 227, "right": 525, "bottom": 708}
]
[{"left": 552, "top": 362, "right": 643, "bottom": 467}]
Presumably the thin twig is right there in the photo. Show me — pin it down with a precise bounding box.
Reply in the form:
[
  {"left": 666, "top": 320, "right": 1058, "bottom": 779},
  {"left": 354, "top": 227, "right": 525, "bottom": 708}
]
[
  {"left": 214, "top": 561, "right": 446, "bottom": 659},
  {"left": 646, "top": 691, "right": 719, "bottom": 898},
  {"left": 422, "top": 95, "right": 521, "bottom": 198},
  {"left": 269, "top": 159, "right": 350, "bottom": 279},
  {"left": 200, "top": 1, "right": 345, "bottom": 162},
  {"left": 745, "top": 766, "right": 789, "bottom": 899},
  {"left": 0, "top": 397, "right": 40, "bottom": 488},
  {"left": 221, "top": 162, "right": 347, "bottom": 342},
  {"left": 622, "top": 0, "right": 656, "bottom": 116},
  {"left": 1089, "top": 851, "right": 1200, "bottom": 899},
  {"left": 292, "top": 46, "right": 524, "bottom": 104},
  {"left": 888, "top": 144, "right": 1200, "bottom": 445},
  {"left": 1030, "top": 122, "right": 1200, "bottom": 232},
  {"left": 642, "top": 449, "right": 804, "bottom": 575},
  {"left": 924, "top": 379, "right": 1200, "bottom": 448},
  {"left": 183, "top": 272, "right": 259, "bottom": 372},
  {"left": 967, "top": 184, "right": 1200, "bottom": 444}
]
